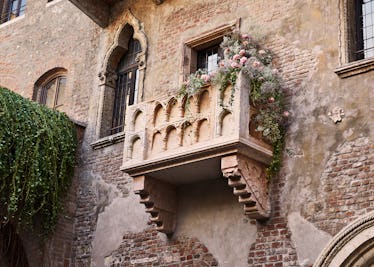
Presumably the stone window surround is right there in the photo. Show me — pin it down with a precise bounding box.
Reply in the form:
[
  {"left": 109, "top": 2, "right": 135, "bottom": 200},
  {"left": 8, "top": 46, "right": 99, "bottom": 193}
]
[
  {"left": 0, "top": 13, "right": 24, "bottom": 29},
  {"left": 181, "top": 19, "right": 240, "bottom": 82},
  {"left": 33, "top": 67, "right": 68, "bottom": 110},
  {"left": 314, "top": 211, "right": 374, "bottom": 266},
  {"left": 335, "top": 0, "right": 374, "bottom": 78},
  {"left": 91, "top": 10, "right": 147, "bottom": 150}
]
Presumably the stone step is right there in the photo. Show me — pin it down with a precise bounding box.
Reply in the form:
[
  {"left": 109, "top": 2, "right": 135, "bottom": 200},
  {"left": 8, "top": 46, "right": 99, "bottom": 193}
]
[{"left": 238, "top": 194, "right": 255, "bottom": 204}]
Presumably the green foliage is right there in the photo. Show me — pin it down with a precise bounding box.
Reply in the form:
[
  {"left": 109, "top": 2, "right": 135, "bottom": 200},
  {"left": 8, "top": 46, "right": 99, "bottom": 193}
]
[
  {"left": 178, "top": 31, "right": 290, "bottom": 180},
  {"left": 0, "top": 87, "right": 77, "bottom": 234}
]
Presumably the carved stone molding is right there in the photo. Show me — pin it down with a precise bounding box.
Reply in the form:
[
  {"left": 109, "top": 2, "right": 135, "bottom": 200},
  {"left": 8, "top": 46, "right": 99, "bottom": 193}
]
[
  {"left": 98, "top": 70, "right": 117, "bottom": 87},
  {"left": 314, "top": 211, "right": 374, "bottom": 267},
  {"left": 133, "top": 175, "right": 177, "bottom": 234},
  {"left": 221, "top": 154, "right": 270, "bottom": 219}
]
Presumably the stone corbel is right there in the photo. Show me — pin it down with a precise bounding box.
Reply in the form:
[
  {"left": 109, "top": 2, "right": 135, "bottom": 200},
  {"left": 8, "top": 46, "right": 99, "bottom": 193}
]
[
  {"left": 98, "top": 70, "right": 118, "bottom": 87},
  {"left": 133, "top": 175, "right": 177, "bottom": 234},
  {"left": 136, "top": 52, "right": 147, "bottom": 70},
  {"left": 221, "top": 154, "right": 270, "bottom": 219}
]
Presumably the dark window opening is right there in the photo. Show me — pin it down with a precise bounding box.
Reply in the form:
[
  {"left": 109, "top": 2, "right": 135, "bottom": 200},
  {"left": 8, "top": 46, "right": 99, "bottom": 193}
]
[
  {"left": 350, "top": 0, "right": 374, "bottom": 61},
  {"left": 110, "top": 38, "right": 141, "bottom": 135},
  {"left": 0, "top": 0, "right": 27, "bottom": 24},
  {"left": 197, "top": 44, "right": 222, "bottom": 73}
]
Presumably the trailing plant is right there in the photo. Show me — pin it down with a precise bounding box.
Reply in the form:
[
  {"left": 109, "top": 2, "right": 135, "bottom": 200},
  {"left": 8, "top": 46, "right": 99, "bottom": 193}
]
[
  {"left": 0, "top": 87, "right": 77, "bottom": 234},
  {"left": 178, "top": 31, "right": 290, "bottom": 179}
]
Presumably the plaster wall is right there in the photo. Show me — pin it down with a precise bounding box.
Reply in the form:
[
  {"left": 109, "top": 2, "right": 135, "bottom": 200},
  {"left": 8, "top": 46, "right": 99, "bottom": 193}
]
[{"left": 175, "top": 179, "right": 257, "bottom": 267}]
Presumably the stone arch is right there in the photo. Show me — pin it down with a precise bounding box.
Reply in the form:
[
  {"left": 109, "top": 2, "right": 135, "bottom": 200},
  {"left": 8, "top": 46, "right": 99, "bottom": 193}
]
[
  {"left": 33, "top": 67, "right": 68, "bottom": 109},
  {"left": 166, "top": 97, "right": 179, "bottom": 122},
  {"left": 314, "top": 211, "right": 374, "bottom": 267},
  {"left": 101, "top": 9, "right": 147, "bottom": 78},
  {"left": 196, "top": 118, "right": 210, "bottom": 142},
  {"left": 165, "top": 125, "right": 179, "bottom": 150},
  {"left": 197, "top": 89, "right": 210, "bottom": 114},
  {"left": 181, "top": 121, "right": 194, "bottom": 147},
  {"left": 129, "top": 135, "right": 142, "bottom": 160},
  {"left": 151, "top": 131, "right": 163, "bottom": 154},
  {"left": 218, "top": 110, "right": 234, "bottom": 136},
  {"left": 153, "top": 102, "right": 165, "bottom": 128},
  {"left": 96, "top": 9, "right": 148, "bottom": 138},
  {"left": 132, "top": 109, "right": 144, "bottom": 132}
]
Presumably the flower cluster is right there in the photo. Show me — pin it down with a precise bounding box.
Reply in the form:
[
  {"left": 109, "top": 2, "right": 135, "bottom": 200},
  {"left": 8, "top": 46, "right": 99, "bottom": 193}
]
[{"left": 179, "top": 32, "right": 290, "bottom": 178}]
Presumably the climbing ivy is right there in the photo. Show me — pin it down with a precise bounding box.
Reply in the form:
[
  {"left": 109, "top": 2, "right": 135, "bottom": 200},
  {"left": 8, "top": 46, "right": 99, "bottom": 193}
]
[{"left": 0, "top": 87, "right": 77, "bottom": 234}]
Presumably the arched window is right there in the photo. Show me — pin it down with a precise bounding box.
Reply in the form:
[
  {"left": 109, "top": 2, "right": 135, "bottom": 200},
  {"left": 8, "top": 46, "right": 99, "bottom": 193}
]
[
  {"left": 94, "top": 12, "right": 148, "bottom": 145},
  {"left": 33, "top": 68, "right": 67, "bottom": 109},
  {"left": 110, "top": 37, "right": 141, "bottom": 135}
]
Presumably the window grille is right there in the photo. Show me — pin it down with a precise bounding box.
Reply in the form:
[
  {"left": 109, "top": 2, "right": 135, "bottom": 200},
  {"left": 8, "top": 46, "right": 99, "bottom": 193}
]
[
  {"left": 351, "top": 0, "right": 374, "bottom": 61},
  {"left": 0, "top": 0, "right": 26, "bottom": 24},
  {"left": 110, "top": 38, "right": 141, "bottom": 135}
]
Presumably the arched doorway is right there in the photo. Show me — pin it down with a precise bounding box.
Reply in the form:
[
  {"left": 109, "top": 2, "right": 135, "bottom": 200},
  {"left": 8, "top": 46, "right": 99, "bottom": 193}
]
[{"left": 314, "top": 211, "right": 374, "bottom": 267}]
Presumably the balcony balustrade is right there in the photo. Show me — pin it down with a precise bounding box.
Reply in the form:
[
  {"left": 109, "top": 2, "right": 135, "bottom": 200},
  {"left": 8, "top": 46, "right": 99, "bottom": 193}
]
[{"left": 121, "top": 73, "right": 273, "bottom": 234}]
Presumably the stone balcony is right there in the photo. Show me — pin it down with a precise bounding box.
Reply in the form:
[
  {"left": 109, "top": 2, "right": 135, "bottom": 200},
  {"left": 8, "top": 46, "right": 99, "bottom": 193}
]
[{"left": 121, "top": 73, "right": 273, "bottom": 234}]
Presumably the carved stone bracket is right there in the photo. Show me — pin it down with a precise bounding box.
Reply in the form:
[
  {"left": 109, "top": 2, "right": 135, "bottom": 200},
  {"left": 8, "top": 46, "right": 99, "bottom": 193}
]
[
  {"left": 221, "top": 154, "right": 270, "bottom": 219},
  {"left": 133, "top": 175, "right": 177, "bottom": 234},
  {"left": 98, "top": 69, "right": 117, "bottom": 87}
]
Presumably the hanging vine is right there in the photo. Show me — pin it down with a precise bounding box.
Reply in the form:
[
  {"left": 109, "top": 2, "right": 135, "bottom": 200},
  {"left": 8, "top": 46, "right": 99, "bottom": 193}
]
[
  {"left": 0, "top": 87, "right": 77, "bottom": 234},
  {"left": 179, "top": 31, "right": 290, "bottom": 179}
]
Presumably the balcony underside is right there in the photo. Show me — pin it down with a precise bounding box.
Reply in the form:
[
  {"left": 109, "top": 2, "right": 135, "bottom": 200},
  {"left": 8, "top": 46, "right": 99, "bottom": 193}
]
[
  {"left": 68, "top": 0, "right": 163, "bottom": 27},
  {"left": 122, "top": 75, "right": 273, "bottom": 234}
]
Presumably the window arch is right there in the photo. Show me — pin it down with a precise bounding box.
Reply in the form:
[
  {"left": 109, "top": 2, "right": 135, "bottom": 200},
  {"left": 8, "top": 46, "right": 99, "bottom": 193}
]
[
  {"left": 95, "top": 11, "right": 148, "bottom": 143},
  {"left": 33, "top": 68, "right": 67, "bottom": 110},
  {"left": 110, "top": 35, "right": 142, "bottom": 135},
  {"left": 315, "top": 211, "right": 374, "bottom": 266}
]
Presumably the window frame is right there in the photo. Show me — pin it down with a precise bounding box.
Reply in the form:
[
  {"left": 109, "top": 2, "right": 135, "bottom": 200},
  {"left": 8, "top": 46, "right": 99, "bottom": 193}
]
[
  {"left": 110, "top": 38, "right": 142, "bottom": 135},
  {"left": 33, "top": 68, "right": 68, "bottom": 110},
  {"left": 335, "top": 0, "right": 374, "bottom": 78},
  {"left": 0, "top": 0, "right": 26, "bottom": 25},
  {"left": 181, "top": 20, "right": 239, "bottom": 81}
]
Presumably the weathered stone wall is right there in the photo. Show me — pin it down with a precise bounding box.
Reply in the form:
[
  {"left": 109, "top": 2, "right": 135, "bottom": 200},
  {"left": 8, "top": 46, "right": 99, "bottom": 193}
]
[
  {"left": 0, "top": 0, "right": 373, "bottom": 266},
  {"left": 0, "top": 0, "right": 101, "bottom": 266}
]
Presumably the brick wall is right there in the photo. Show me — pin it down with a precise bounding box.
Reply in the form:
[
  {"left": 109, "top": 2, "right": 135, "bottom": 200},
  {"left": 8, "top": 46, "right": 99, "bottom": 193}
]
[
  {"left": 302, "top": 137, "right": 374, "bottom": 236},
  {"left": 107, "top": 228, "right": 218, "bottom": 266},
  {"left": 73, "top": 142, "right": 128, "bottom": 266},
  {"left": 248, "top": 172, "right": 299, "bottom": 267}
]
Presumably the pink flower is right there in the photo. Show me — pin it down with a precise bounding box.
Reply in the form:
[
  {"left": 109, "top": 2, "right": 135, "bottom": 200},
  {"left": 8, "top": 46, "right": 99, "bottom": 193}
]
[
  {"left": 239, "top": 49, "right": 246, "bottom": 56},
  {"left": 232, "top": 54, "right": 241, "bottom": 61},
  {"left": 283, "top": 111, "right": 290, "bottom": 117},
  {"left": 219, "top": 61, "right": 225, "bottom": 67},
  {"left": 241, "top": 33, "right": 249, "bottom": 39},
  {"left": 201, "top": 74, "right": 210, "bottom": 83},
  {"left": 242, "top": 41, "right": 249, "bottom": 46},
  {"left": 240, "top": 56, "right": 248, "bottom": 65},
  {"left": 268, "top": 97, "right": 275, "bottom": 103},
  {"left": 224, "top": 48, "right": 230, "bottom": 54},
  {"left": 252, "top": 60, "right": 261, "bottom": 68},
  {"left": 272, "top": 68, "right": 278, "bottom": 74},
  {"left": 231, "top": 62, "right": 240, "bottom": 68}
]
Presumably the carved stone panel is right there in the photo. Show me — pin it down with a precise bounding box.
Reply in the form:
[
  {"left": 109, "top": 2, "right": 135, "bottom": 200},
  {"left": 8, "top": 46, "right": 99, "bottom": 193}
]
[{"left": 221, "top": 154, "right": 270, "bottom": 219}]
